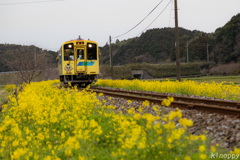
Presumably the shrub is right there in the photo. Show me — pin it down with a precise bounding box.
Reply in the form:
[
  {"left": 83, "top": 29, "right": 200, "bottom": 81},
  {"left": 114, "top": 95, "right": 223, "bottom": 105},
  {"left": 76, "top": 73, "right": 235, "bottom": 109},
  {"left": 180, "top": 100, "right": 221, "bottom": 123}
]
[
  {"left": 209, "top": 62, "right": 239, "bottom": 75},
  {"left": 100, "top": 63, "right": 201, "bottom": 79}
]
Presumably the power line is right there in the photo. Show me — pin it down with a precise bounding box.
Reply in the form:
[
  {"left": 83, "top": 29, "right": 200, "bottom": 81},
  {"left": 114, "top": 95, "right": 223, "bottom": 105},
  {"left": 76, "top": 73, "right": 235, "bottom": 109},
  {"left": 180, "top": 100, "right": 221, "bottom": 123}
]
[
  {"left": 137, "top": 0, "right": 172, "bottom": 37},
  {"left": 0, "top": 0, "right": 64, "bottom": 6},
  {"left": 112, "top": 0, "right": 164, "bottom": 39}
]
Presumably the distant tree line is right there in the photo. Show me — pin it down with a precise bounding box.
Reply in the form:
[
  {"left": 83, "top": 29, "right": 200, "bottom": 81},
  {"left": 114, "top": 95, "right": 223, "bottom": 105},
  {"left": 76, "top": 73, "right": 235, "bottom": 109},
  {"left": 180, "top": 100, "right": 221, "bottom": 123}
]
[
  {"left": 0, "top": 44, "right": 58, "bottom": 83},
  {"left": 0, "top": 44, "right": 57, "bottom": 72}
]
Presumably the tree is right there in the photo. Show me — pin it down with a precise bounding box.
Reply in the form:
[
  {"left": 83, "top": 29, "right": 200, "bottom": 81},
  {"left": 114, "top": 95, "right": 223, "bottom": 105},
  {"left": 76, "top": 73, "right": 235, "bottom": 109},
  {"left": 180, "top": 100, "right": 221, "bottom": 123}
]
[
  {"left": 213, "top": 37, "right": 231, "bottom": 64},
  {"left": 5, "top": 45, "right": 53, "bottom": 83},
  {"left": 232, "top": 33, "right": 240, "bottom": 59}
]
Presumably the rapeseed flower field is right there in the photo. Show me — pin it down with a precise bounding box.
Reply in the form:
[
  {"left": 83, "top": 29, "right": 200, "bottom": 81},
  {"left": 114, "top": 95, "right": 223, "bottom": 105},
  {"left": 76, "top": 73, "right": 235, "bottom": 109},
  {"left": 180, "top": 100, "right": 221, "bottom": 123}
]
[
  {"left": 0, "top": 80, "right": 239, "bottom": 159},
  {"left": 95, "top": 79, "right": 240, "bottom": 101}
]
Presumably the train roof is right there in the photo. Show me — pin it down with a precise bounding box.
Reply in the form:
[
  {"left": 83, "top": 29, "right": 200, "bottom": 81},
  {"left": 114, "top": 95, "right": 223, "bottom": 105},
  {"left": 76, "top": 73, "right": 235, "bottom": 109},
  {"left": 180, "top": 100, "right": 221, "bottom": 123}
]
[
  {"left": 58, "top": 39, "right": 98, "bottom": 52},
  {"left": 62, "top": 39, "right": 98, "bottom": 45}
]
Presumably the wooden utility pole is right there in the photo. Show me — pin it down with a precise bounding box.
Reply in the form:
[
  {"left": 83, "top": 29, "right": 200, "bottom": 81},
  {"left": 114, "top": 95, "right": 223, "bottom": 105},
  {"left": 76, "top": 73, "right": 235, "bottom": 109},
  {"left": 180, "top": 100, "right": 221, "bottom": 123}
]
[
  {"left": 174, "top": 0, "right": 181, "bottom": 81},
  {"left": 207, "top": 43, "right": 210, "bottom": 62},
  {"left": 186, "top": 42, "right": 188, "bottom": 63},
  {"left": 109, "top": 36, "right": 113, "bottom": 79},
  {"left": 34, "top": 48, "right": 36, "bottom": 68}
]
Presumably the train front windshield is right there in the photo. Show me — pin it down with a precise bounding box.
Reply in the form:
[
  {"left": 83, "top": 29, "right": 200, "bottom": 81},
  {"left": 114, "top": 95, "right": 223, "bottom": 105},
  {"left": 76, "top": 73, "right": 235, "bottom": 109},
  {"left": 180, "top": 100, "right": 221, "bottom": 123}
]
[
  {"left": 87, "top": 43, "right": 97, "bottom": 60},
  {"left": 63, "top": 42, "right": 97, "bottom": 61},
  {"left": 63, "top": 43, "right": 74, "bottom": 61}
]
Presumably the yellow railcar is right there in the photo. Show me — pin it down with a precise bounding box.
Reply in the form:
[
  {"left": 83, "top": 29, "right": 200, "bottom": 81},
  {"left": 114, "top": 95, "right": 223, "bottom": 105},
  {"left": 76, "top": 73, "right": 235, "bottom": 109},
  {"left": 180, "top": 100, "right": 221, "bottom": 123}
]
[{"left": 57, "top": 39, "right": 99, "bottom": 86}]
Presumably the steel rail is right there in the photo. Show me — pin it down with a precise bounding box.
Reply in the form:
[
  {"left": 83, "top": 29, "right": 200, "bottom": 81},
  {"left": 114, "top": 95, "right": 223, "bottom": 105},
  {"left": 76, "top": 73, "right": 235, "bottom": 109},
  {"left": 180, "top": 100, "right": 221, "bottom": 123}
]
[
  {"left": 90, "top": 86, "right": 240, "bottom": 108},
  {"left": 88, "top": 86, "right": 240, "bottom": 116}
]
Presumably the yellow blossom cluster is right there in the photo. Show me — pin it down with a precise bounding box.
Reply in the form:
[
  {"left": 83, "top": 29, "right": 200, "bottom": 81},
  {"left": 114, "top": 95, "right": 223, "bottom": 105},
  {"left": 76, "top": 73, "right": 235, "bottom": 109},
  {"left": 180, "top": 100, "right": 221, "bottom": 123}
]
[
  {"left": 4, "top": 84, "right": 16, "bottom": 93},
  {"left": 95, "top": 79, "right": 240, "bottom": 100},
  {"left": 1, "top": 80, "right": 238, "bottom": 159},
  {"left": 161, "top": 97, "right": 174, "bottom": 107},
  {"left": 1, "top": 80, "right": 105, "bottom": 159}
]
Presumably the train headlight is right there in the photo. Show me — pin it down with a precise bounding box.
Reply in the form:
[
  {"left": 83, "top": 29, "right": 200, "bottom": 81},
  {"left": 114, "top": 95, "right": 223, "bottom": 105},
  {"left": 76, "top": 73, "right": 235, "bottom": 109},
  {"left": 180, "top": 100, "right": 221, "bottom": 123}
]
[
  {"left": 88, "top": 44, "right": 92, "bottom": 48},
  {"left": 68, "top": 44, "right": 72, "bottom": 48}
]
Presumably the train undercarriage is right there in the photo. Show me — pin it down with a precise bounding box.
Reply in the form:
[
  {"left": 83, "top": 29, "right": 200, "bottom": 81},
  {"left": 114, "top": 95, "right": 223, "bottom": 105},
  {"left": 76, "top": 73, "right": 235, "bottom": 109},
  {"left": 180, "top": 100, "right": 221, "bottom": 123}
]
[{"left": 60, "top": 74, "right": 97, "bottom": 86}]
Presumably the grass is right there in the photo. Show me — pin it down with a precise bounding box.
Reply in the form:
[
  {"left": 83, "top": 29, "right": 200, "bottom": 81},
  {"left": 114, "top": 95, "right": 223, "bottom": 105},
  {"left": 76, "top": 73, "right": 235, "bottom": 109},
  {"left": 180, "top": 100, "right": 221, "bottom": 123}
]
[
  {"left": 183, "top": 75, "right": 240, "bottom": 84},
  {"left": 0, "top": 73, "right": 20, "bottom": 85},
  {"left": 0, "top": 85, "right": 9, "bottom": 125},
  {"left": 0, "top": 85, "right": 7, "bottom": 106},
  {"left": 154, "top": 75, "right": 240, "bottom": 85},
  {"left": 0, "top": 85, "right": 5, "bottom": 90}
]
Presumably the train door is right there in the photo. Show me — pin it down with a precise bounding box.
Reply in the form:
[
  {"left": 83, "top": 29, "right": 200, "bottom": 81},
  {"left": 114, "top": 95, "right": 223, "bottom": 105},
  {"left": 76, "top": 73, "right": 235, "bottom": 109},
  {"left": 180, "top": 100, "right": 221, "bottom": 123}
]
[{"left": 75, "top": 47, "right": 87, "bottom": 74}]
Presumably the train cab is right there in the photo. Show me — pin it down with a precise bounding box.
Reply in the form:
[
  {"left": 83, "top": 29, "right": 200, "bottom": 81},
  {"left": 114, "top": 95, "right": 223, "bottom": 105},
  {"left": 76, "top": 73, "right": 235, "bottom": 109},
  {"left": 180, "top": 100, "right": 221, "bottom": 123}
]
[{"left": 57, "top": 40, "right": 99, "bottom": 86}]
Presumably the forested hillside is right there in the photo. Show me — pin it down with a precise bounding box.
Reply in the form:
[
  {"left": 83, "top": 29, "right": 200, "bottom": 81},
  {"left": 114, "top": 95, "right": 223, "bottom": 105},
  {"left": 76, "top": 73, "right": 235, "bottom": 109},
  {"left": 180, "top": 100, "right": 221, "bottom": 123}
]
[
  {"left": 213, "top": 13, "right": 240, "bottom": 63},
  {"left": 0, "top": 44, "right": 57, "bottom": 72},
  {"left": 100, "top": 13, "right": 240, "bottom": 66},
  {"left": 99, "top": 28, "right": 202, "bottom": 65}
]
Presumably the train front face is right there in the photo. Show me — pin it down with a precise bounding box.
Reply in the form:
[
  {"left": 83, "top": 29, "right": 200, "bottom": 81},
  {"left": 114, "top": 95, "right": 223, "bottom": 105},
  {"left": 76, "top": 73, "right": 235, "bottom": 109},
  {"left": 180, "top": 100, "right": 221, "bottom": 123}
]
[{"left": 59, "top": 40, "right": 99, "bottom": 85}]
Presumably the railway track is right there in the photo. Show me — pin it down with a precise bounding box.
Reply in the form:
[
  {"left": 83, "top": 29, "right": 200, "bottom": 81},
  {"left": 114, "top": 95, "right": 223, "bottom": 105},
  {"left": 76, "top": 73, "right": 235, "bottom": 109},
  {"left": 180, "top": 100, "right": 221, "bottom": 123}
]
[{"left": 85, "top": 86, "right": 240, "bottom": 116}]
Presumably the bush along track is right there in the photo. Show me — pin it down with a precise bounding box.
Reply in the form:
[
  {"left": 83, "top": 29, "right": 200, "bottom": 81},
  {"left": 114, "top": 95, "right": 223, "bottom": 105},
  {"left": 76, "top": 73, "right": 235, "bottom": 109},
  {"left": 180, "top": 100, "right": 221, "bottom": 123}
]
[{"left": 0, "top": 80, "right": 240, "bottom": 159}]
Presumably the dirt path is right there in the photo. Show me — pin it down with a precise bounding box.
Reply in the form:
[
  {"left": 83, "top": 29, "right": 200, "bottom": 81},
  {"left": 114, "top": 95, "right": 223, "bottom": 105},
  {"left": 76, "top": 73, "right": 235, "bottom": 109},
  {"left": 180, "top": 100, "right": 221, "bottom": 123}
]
[
  {"left": 0, "top": 90, "right": 6, "bottom": 106},
  {"left": 0, "top": 90, "right": 6, "bottom": 100},
  {"left": 0, "top": 90, "right": 5, "bottom": 95}
]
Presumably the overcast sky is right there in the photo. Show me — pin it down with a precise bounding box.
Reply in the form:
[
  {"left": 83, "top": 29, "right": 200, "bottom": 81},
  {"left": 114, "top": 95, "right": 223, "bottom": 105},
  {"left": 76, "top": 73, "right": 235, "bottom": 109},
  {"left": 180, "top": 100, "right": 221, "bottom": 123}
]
[{"left": 0, "top": 0, "right": 240, "bottom": 51}]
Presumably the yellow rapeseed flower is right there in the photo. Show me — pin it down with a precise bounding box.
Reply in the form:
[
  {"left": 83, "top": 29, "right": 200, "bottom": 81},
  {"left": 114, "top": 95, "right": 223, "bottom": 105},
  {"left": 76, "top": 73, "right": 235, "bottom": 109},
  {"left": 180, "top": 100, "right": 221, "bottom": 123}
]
[
  {"left": 12, "top": 140, "right": 19, "bottom": 147},
  {"left": 133, "top": 113, "right": 141, "bottom": 120},
  {"left": 78, "top": 155, "right": 85, "bottom": 160},
  {"left": 184, "top": 156, "right": 191, "bottom": 160},
  {"left": 96, "top": 79, "right": 240, "bottom": 101},
  {"left": 231, "top": 148, "right": 240, "bottom": 154},
  {"left": 127, "top": 100, "right": 132, "bottom": 104},
  {"left": 112, "top": 152, "right": 117, "bottom": 157},
  {"left": 179, "top": 118, "right": 193, "bottom": 129},
  {"left": 211, "top": 146, "right": 216, "bottom": 152},
  {"left": 36, "top": 133, "right": 44, "bottom": 140},
  {"left": 200, "top": 135, "right": 206, "bottom": 141},
  {"left": 142, "top": 100, "right": 149, "bottom": 107},
  {"left": 43, "top": 155, "right": 52, "bottom": 160},
  {"left": 199, "top": 145, "right": 206, "bottom": 152},
  {"left": 200, "top": 154, "right": 207, "bottom": 160},
  {"left": 65, "top": 148, "right": 72, "bottom": 156}
]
